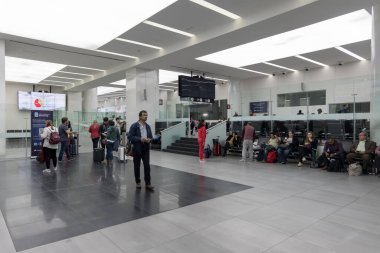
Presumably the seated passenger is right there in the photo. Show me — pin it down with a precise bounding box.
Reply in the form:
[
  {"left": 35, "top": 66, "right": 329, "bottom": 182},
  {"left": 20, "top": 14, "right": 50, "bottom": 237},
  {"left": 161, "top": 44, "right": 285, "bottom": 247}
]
[
  {"left": 346, "top": 132, "right": 376, "bottom": 173},
  {"left": 277, "top": 131, "right": 299, "bottom": 164},
  {"left": 223, "top": 132, "right": 238, "bottom": 157},
  {"left": 318, "top": 135, "right": 344, "bottom": 170},
  {"left": 262, "top": 132, "right": 280, "bottom": 162},
  {"left": 298, "top": 131, "right": 318, "bottom": 167}
]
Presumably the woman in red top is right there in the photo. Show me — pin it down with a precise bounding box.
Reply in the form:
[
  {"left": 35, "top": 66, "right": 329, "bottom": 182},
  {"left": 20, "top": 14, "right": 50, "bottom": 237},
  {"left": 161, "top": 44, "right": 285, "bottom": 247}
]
[
  {"left": 88, "top": 120, "right": 100, "bottom": 149},
  {"left": 197, "top": 119, "right": 206, "bottom": 162}
]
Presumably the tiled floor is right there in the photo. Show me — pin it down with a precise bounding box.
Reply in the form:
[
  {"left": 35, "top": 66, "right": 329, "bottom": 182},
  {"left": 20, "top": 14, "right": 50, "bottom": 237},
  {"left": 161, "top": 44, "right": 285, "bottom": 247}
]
[{"left": 0, "top": 150, "right": 380, "bottom": 252}]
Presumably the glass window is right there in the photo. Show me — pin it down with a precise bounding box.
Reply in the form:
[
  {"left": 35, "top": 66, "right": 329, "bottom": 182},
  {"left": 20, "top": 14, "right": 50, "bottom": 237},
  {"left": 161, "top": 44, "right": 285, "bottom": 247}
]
[{"left": 277, "top": 90, "right": 326, "bottom": 107}]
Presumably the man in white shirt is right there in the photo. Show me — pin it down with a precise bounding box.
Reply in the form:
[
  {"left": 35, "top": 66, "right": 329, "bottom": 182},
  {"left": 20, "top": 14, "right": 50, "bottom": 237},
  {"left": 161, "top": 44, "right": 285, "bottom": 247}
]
[{"left": 347, "top": 132, "right": 376, "bottom": 173}]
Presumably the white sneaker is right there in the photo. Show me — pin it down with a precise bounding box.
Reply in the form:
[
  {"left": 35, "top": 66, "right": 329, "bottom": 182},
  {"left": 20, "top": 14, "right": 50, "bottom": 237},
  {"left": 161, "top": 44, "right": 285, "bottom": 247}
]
[
  {"left": 302, "top": 157, "right": 306, "bottom": 162},
  {"left": 297, "top": 162, "right": 302, "bottom": 167},
  {"left": 239, "top": 159, "right": 246, "bottom": 162},
  {"left": 199, "top": 159, "right": 205, "bottom": 163},
  {"left": 53, "top": 167, "right": 57, "bottom": 171},
  {"left": 42, "top": 169, "right": 51, "bottom": 175}
]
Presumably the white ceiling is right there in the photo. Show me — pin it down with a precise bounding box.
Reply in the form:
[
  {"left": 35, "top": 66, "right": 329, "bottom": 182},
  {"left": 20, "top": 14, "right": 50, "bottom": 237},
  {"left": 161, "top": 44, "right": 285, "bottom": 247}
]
[{"left": 1, "top": 0, "right": 379, "bottom": 92}]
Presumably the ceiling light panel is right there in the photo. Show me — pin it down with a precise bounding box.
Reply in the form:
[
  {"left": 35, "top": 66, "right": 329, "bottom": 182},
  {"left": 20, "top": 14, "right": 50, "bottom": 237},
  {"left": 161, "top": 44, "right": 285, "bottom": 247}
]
[
  {"left": 262, "top": 62, "right": 297, "bottom": 72},
  {"left": 143, "top": 21, "right": 195, "bottom": 37},
  {"left": 335, "top": 46, "right": 366, "bottom": 61},
  {"left": 57, "top": 71, "right": 94, "bottom": 77},
  {"left": 295, "top": 55, "right": 328, "bottom": 67},
  {"left": 0, "top": 0, "right": 177, "bottom": 49},
  {"left": 51, "top": 76, "right": 83, "bottom": 81},
  {"left": 159, "top": 69, "right": 190, "bottom": 84},
  {"left": 115, "top": 38, "right": 162, "bottom": 50},
  {"left": 95, "top": 50, "right": 138, "bottom": 59},
  {"left": 189, "top": 0, "right": 240, "bottom": 20},
  {"left": 197, "top": 9, "right": 371, "bottom": 67},
  {"left": 237, "top": 67, "right": 271, "bottom": 76},
  {"left": 97, "top": 86, "right": 125, "bottom": 96},
  {"left": 44, "top": 80, "right": 74, "bottom": 84},
  {"left": 5, "top": 56, "right": 65, "bottom": 83}
]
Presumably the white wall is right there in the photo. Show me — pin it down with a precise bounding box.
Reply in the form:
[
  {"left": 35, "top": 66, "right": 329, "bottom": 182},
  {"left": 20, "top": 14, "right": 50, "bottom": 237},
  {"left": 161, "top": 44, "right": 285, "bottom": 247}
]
[
  {"left": 5, "top": 82, "right": 65, "bottom": 131},
  {"left": 237, "top": 61, "right": 372, "bottom": 116}
]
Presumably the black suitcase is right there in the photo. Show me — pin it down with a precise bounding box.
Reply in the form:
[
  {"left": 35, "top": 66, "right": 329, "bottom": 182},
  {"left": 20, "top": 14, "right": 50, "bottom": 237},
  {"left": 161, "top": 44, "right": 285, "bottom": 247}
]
[
  {"left": 93, "top": 148, "right": 104, "bottom": 163},
  {"left": 69, "top": 144, "right": 77, "bottom": 156}
]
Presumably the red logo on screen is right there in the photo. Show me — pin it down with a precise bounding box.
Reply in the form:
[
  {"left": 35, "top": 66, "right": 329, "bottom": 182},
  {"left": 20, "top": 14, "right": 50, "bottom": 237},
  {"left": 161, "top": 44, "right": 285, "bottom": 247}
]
[{"left": 34, "top": 99, "right": 42, "bottom": 108}]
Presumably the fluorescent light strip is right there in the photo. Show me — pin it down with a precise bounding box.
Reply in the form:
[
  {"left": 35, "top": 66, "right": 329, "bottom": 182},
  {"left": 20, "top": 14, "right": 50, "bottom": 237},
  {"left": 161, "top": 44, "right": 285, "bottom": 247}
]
[
  {"left": 159, "top": 88, "right": 175, "bottom": 91},
  {"left": 143, "top": 20, "right": 195, "bottom": 37},
  {"left": 237, "top": 67, "right": 271, "bottom": 76},
  {"left": 335, "top": 46, "right": 366, "bottom": 61},
  {"left": 295, "top": 55, "right": 328, "bottom": 67},
  {"left": 262, "top": 62, "right": 297, "bottom": 72},
  {"left": 116, "top": 38, "right": 162, "bottom": 49},
  {"left": 51, "top": 75, "right": 83, "bottom": 81},
  {"left": 68, "top": 65, "right": 105, "bottom": 72},
  {"left": 190, "top": 0, "right": 240, "bottom": 20},
  {"left": 44, "top": 79, "right": 74, "bottom": 84},
  {"left": 39, "top": 83, "right": 66, "bottom": 87},
  {"left": 57, "top": 71, "right": 94, "bottom": 77},
  {"left": 95, "top": 50, "right": 138, "bottom": 59}
]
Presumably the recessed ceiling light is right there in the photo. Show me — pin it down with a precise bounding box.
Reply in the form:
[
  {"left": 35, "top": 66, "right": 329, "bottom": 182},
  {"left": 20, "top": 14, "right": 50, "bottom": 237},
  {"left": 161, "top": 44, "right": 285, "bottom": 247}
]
[
  {"left": 95, "top": 50, "right": 138, "bottom": 59},
  {"left": 237, "top": 67, "right": 272, "bottom": 76},
  {"left": 0, "top": 0, "right": 177, "bottom": 49},
  {"left": 335, "top": 46, "right": 366, "bottom": 61},
  {"left": 189, "top": 0, "right": 240, "bottom": 20},
  {"left": 143, "top": 20, "right": 195, "bottom": 37},
  {"left": 51, "top": 76, "right": 83, "bottom": 81},
  {"left": 57, "top": 71, "right": 93, "bottom": 77},
  {"left": 5, "top": 56, "right": 65, "bottom": 83},
  {"left": 197, "top": 10, "right": 371, "bottom": 68},
  {"left": 262, "top": 62, "right": 297, "bottom": 72},
  {"left": 44, "top": 79, "right": 74, "bottom": 84},
  {"left": 295, "top": 55, "right": 328, "bottom": 67},
  {"left": 68, "top": 65, "right": 105, "bottom": 72},
  {"left": 115, "top": 38, "right": 162, "bottom": 50}
]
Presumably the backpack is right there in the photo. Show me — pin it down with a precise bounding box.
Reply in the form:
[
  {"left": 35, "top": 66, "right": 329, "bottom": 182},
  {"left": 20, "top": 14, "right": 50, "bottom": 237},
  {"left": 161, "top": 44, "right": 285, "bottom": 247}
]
[
  {"left": 205, "top": 144, "right": 212, "bottom": 158},
  {"left": 49, "top": 128, "right": 61, "bottom": 144},
  {"left": 327, "top": 158, "right": 340, "bottom": 172},
  {"left": 266, "top": 150, "right": 277, "bottom": 163},
  {"left": 348, "top": 163, "right": 362, "bottom": 176}
]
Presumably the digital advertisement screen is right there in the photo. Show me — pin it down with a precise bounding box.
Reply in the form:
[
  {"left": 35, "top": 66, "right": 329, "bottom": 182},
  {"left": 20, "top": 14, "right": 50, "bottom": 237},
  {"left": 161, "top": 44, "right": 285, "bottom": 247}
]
[{"left": 18, "top": 91, "right": 66, "bottom": 111}]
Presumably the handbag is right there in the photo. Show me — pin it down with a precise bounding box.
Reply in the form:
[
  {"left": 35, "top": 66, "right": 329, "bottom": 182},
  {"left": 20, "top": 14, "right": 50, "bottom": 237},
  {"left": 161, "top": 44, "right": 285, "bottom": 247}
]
[
  {"left": 126, "top": 141, "right": 134, "bottom": 157},
  {"left": 36, "top": 144, "right": 45, "bottom": 163}
]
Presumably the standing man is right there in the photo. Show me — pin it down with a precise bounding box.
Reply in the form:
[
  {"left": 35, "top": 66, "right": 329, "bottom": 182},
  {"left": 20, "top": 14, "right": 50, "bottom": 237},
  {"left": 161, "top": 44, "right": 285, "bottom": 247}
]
[
  {"left": 128, "top": 110, "right": 154, "bottom": 191},
  {"left": 240, "top": 122, "right": 255, "bottom": 162},
  {"left": 58, "top": 117, "right": 72, "bottom": 162},
  {"left": 98, "top": 117, "right": 109, "bottom": 150}
]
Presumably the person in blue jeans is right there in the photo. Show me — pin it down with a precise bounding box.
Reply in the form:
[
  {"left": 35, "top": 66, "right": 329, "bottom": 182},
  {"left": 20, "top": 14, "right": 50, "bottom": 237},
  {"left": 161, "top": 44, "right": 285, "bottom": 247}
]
[
  {"left": 58, "top": 117, "right": 72, "bottom": 162},
  {"left": 277, "top": 131, "right": 299, "bottom": 164},
  {"left": 106, "top": 120, "right": 120, "bottom": 166}
]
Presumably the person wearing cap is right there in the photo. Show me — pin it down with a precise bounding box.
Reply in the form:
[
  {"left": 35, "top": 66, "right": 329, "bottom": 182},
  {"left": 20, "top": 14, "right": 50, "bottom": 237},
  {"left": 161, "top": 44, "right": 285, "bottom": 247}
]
[{"left": 319, "top": 135, "right": 343, "bottom": 170}]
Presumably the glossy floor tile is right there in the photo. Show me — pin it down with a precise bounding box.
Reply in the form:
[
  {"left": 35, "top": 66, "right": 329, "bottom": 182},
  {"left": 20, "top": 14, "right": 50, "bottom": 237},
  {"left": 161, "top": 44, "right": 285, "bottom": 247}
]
[{"left": 0, "top": 153, "right": 250, "bottom": 252}]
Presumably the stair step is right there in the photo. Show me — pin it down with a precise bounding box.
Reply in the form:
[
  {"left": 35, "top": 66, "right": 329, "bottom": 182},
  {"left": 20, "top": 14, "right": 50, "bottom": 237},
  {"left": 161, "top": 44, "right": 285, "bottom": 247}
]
[
  {"left": 167, "top": 145, "right": 198, "bottom": 152},
  {"left": 172, "top": 142, "right": 199, "bottom": 148},
  {"left": 163, "top": 149, "right": 198, "bottom": 156}
]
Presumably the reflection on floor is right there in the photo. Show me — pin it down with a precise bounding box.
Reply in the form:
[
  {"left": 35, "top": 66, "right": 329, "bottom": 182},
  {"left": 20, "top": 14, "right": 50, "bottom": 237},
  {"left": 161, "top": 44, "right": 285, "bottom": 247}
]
[{"left": 0, "top": 153, "right": 251, "bottom": 252}]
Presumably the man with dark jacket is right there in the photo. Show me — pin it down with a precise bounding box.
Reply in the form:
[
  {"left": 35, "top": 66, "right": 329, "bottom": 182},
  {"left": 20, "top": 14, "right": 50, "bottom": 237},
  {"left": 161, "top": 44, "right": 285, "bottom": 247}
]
[
  {"left": 319, "top": 135, "right": 344, "bottom": 170},
  {"left": 128, "top": 110, "right": 154, "bottom": 191},
  {"left": 98, "top": 117, "right": 109, "bottom": 150},
  {"left": 347, "top": 132, "right": 376, "bottom": 172}
]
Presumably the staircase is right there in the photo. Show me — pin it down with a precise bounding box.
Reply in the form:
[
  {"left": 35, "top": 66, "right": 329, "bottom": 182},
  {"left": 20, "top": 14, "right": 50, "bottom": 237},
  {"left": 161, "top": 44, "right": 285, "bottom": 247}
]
[{"left": 163, "top": 137, "right": 198, "bottom": 156}]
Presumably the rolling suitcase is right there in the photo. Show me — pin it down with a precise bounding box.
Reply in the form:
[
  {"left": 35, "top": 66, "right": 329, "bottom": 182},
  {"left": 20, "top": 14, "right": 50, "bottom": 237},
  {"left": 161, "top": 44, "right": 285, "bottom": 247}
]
[
  {"left": 93, "top": 148, "right": 104, "bottom": 163},
  {"left": 118, "top": 146, "right": 127, "bottom": 163}
]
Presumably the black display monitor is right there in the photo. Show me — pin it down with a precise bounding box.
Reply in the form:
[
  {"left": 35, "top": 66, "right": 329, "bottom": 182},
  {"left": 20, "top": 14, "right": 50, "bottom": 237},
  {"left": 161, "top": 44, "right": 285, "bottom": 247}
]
[{"left": 178, "top": 75, "right": 215, "bottom": 102}]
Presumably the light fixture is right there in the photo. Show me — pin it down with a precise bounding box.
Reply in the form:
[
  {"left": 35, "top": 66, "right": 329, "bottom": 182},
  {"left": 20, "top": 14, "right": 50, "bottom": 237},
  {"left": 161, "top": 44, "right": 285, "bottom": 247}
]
[
  {"left": 0, "top": 0, "right": 177, "bottom": 49},
  {"left": 237, "top": 67, "right": 272, "bottom": 76},
  {"left": 51, "top": 76, "right": 83, "bottom": 81},
  {"left": 95, "top": 50, "right": 138, "bottom": 59},
  {"left": 115, "top": 38, "right": 162, "bottom": 49},
  {"left": 97, "top": 86, "right": 125, "bottom": 95},
  {"left": 57, "top": 71, "right": 93, "bottom": 77},
  {"left": 143, "top": 20, "right": 195, "bottom": 37},
  {"left": 158, "top": 88, "right": 175, "bottom": 92},
  {"left": 197, "top": 10, "right": 371, "bottom": 68},
  {"left": 335, "top": 46, "right": 366, "bottom": 61},
  {"left": 159, "top": 85, "right": 178, "bottom": 89},
  {"left": 189, "top": 0, "right": 240, "bottom": 20},
  {"left": 159, "top": 69, "right": 190, "bottom": 84},
  {"left": 68, "top": 65, "right": 105, "bottom": 72},
  {"left": 202, "top": 113, "right": 208, "bottom": 117},
  {"left": 39, "top": 83, "right": 66, "bottom": 87},
  {"left": 262, "top": 62, "right": 297, "bottom": 72},
  {"left": 295, "top": 55, "right": 328, "bottom": 67},
  {"left": 5, "top": 56, "right": 65, "bottom": 83},
  {"left": 44, "top": 80, "right": 74, "bottom": 84}
]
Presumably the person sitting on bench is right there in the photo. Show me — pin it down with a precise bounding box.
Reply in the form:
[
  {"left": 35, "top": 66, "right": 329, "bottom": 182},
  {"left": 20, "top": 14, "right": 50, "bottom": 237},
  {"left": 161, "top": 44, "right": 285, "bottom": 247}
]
[
  {"left": 347, "top": 132, "right": 376, "bottom": 173},
  {"left": 223, "top": 132, "right": 238, "bottom": 157},
  {"left": 298, "top": 131, "right": 318, "bottom": 167},
  {"left": 318, "top": 135, "right": 344, "bottom": 170}
]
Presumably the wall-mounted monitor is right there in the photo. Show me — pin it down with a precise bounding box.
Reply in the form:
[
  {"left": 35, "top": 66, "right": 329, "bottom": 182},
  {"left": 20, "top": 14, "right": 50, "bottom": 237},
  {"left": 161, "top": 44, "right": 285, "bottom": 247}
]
[
  {"left": 178, "top": 75, "right": 215, "bottom": 102},
  {"left": 250, "top": 101, "right": 268, "bottom": 114},
  {"left": 17, "top": 91, "right": 66, "bottom": 111}
]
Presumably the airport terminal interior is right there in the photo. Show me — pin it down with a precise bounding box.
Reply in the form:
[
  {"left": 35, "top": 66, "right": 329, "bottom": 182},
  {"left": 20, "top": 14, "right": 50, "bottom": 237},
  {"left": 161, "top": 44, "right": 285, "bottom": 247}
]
[{"left": 1, "top": 0, "right": 380, "bottom": 252}]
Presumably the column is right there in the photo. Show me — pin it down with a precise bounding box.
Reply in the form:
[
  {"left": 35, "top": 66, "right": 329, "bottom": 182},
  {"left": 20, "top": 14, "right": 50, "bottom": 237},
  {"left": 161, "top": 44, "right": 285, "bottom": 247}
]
[
  {"left": 371, "top": 5, "right": 380, "bottom": 144},
  {"left": 82, "top": 88, "right": 98, "bottom": 113},
  {"left": 67, "top": 91, "right": 83, "bottom": 112},
  {"left": 125, "top": 68, "right": 159, "bottom": 134},
  {"left": 0, "top": 40, "right": 5, "bottom": 157},
  {"left": 227, "top": 79, "right": 242, "bottom": 118}
]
